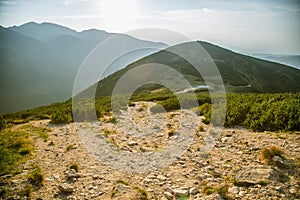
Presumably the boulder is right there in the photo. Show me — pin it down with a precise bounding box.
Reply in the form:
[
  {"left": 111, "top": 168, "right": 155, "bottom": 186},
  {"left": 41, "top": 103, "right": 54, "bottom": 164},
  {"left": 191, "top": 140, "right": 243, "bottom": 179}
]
[{"left": 233, "top": 165, "right": 288, "bottom": 186}]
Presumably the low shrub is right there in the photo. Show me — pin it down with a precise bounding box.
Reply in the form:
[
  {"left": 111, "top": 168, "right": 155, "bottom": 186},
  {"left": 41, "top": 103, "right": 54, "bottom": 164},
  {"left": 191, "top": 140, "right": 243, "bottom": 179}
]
[{"left": 260, "top": 146, "right": 284, "bottom": 164}]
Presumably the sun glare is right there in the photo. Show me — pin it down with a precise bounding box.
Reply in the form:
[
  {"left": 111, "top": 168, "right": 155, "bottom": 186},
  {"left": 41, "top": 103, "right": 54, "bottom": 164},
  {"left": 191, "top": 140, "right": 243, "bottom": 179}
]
[{"left": 101, "top": 0, "right": 139, "bottom": 31}]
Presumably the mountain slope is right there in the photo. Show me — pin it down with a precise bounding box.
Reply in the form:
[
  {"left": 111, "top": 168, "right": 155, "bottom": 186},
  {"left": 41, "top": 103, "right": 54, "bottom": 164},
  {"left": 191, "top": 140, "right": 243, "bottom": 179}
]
[
  {"left": 0, "top": 22, "right": 167, "bottom": 114},
  {"left": 91, "top": 41, "right": 300, "bottom": 97},
  {"left": 251, "top": 54, "right": 300, "bottom": 70}
]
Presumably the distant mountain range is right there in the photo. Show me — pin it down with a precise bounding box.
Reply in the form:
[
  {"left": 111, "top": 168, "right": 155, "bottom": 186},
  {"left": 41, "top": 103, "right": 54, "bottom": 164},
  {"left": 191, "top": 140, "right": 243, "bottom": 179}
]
[
  {"left": 0, "top": 22, "right": 167, "bottom": 114},
  {"left": 251, "top": 54, "right": 300, "bottom": 70},
  {"left": 84, "top": 41, "right": 300, "bottom": 98},
  {"left": 1, "top": 22, "right": 300, "bottom": 115}
]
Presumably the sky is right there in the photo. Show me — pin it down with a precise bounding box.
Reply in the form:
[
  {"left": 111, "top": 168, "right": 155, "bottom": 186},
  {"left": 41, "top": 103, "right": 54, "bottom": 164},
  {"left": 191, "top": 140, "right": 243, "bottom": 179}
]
[{"left": 0, "top": 0, "right": 300, "bottom": 54}]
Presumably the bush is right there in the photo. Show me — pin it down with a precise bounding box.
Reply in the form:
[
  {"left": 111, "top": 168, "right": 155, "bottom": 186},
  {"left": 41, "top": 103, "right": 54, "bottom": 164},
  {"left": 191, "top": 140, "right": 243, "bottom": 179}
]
[
  {"left": 50, "top": 110, "right": 71, "bottom": 124},
  {"left": 0, "top": 116, "right": 4, "bottom": 131},
  {"left": 261, "top": 146, "right": 284, "bottom": 164}
]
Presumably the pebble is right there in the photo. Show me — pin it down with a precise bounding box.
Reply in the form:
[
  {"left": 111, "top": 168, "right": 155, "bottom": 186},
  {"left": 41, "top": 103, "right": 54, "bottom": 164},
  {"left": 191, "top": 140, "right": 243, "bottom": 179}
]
[
  {"left": 173, "top": 188, "right": 189, "bottom": 196},
  {"left": 228, "top": 187, "right": 239, "bottom": 194},
  {"left": 164, "top": 191, "right": 173, "bottom": 200},
  {"left": 189, "top": 187, "right": 198, "bottom": 195},
  {"left": 58, "top": 183, "right": 74, "bottom": 193}
]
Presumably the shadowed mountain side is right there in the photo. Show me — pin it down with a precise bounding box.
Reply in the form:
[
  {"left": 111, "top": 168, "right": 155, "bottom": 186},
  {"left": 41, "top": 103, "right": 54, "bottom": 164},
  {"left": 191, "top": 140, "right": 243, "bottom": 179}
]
[
  {"left": 0, "top": 22, "right": 167, "bottom": 114},
  {"left": 77, "top": 41, "right": 300, "bottom": 98}
]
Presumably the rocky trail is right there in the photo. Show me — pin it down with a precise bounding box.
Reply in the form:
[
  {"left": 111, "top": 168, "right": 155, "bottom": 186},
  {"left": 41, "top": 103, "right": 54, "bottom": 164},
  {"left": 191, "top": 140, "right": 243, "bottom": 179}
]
[{"left": 1, "top": 102, "right": 299, "bottom": 199}]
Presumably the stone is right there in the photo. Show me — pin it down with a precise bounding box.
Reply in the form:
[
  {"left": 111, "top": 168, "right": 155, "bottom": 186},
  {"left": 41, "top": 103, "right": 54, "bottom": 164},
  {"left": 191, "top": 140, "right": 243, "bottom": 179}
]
[
  {"left": 173, "top": 188, "right": 189, "bottom": 196},
  {"left": 205, "top": 165, "right": 214, "bottom": 170},
  {"left": 58, "top": 183, "right": 74, "bottom": 193},
  {"left": 272, "top": 156, "right": 292, "bottom": 167},
  {"left": 164, "top": 191, "right": 173, "bottom": 200},
  {"left": 289, "top": 188, "right": 297, "bottom": 194},
  {"left": 157, "top": 175, "right": 167, "bottom": 181},
  {"left": 128, "top": 141, "right": 138, "bottom": 146},
  {"left": 53, "top": 174, "right": 60, "bottom": 179},
  {"left": 66, "top": 169, "right": 81, "bottom": 179},
  {"left": 205, "top": 193, "right": 223, "bottom": 200},
  {"left": 147, "top": 174, "right": 157, "bottom": 179},
  {"left": 233, "top": 165, "right": 288, "bottom": 186},
  {"left": 228, "top": 186, "right": 239, "bottom": 194},
  {"left": 189, "top": 187, "right": 198, "bottom": 195},
  {"left": 45, "top": 177, "right": 54, "bottom": 182}
]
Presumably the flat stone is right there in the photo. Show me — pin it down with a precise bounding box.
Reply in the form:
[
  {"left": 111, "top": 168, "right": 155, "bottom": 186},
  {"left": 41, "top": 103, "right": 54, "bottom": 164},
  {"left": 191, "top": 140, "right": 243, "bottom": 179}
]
[
  {"left": 58, "top": 183, "right": 74, "bottom": 193},
  {"left": 128, "top": 141, "right": 138, "bottom": 146},
  {"left": 205, "top": 193, "right": 223, "bottom": 200},
  {"left": 189, "top": 187, "right": 198, "bottom": 195},
  {"left": 233, "top": 165, "right": 288, "bottom": 186},
  {"left": 228, "top": 186, "right": 239, "bottom": 194},
  {"left": 289, "top": 188, "right": 297, "bottom": 194},
  {"left": 157, "top": 175, "right": 167, "bottom": 181},
  {"left": 173, "top": 188, "right": 189, "bottom": 196},
  {"left": 66, "top": 169, "right": 81, "bottom": 179},
  {"left": 164, "top": 191, "right": 173, "bottom": 200}
]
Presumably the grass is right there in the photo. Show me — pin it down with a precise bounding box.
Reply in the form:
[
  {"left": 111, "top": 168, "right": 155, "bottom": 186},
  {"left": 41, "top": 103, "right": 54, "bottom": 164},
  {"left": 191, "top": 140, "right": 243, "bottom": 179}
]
[
  {"left": 27, "top": 165, "right": 44, "bottom": 187},
  {"left": 102, "top": 128, "right": 117, "bottom": 137},
  {"left": 66, "top": 144, "right": 74, "bottom": 151},
  {"left": 101, "top": 128, "right": 120, "bottom": 149},
  {"left": 260, "top": 146, "right": 284, "bottom": 165},
  {"left": 178, "top": 194, "right": 189, "bottom": 200},
  {"left": 20, "top": 124, "right": 51, "bottom": 142},
  {"left": 70, "top": 163, "right": 79, "bottom": 172},
  {"left": 0, "top": 130, "right": 33, "bottom": 176},
  {"left": 202, "top": 184, "right": 233, "bottom": 200},
  {"left": 18, "top": 184, "right": 33, "bottom": 198},
  {"left": 111, "top": 180, "right": 148, "bottom": 200}
]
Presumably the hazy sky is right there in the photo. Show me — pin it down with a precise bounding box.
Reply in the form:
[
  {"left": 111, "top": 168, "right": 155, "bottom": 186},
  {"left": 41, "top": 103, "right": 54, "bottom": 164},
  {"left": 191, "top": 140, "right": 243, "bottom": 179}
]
[{"left": 0, "top": 0, "right": 299, "bottom": 54}]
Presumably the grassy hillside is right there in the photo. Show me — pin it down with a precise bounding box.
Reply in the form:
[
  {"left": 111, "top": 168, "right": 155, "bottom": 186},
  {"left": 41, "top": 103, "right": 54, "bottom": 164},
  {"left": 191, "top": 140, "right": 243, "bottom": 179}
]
[
  {"left": 88, "top": 41, "right": 300, "bottom": 98},
  {"left": 1, "top": 41, "right": 300, "bottom": 132}
]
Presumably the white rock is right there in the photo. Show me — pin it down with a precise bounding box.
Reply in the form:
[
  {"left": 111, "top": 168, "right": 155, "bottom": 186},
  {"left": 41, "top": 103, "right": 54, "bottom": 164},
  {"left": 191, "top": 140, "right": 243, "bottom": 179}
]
[
  {"left": 289, "top": 188, "right": 297, "bottom": 194},
  {"left": 189, "top": 187, "right": 198, "bottom": 195},
  {"left": 58, "top": 183, "right": 74, "bottom": 193},
  {"left": 173, "top": 188, "right": 189, "bottom": 196},
  {"left": 228, "top": 186, "right": 239, "bottom": 194},
  {"left": 164, "top": 191, "right": 173, "bottom": 200},
  {"left": 128, "top": 141, "right": 138, "bottom": 146}
]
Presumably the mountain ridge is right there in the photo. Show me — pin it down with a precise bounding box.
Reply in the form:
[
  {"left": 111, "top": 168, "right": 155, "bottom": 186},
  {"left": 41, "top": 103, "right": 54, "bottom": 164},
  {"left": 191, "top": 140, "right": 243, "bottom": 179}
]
[
  {"left": 0, "top": 22, "right": 167, "bottom": 114},
  {"left": 90, "top": 41, "right": 300, "bottom": 98}
]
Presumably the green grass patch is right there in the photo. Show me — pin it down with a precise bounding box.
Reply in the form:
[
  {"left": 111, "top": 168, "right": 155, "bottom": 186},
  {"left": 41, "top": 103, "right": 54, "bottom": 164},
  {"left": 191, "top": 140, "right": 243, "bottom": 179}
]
[
  {"left": 0, "top": 130, "right": 33, "bottom": 176},
  {"left": 66, "top": 144, "right": 74, "bottom": 151},
  {"left": 70, "top": 163, "right": 79, "bottom": 172},
  {"left": 27, "top": 165, "right": 44, "bottom": 187},
  {"left": 202, "top": 184, "right": 232, "bottom": 200},
  {"left": 112, "top": 180, "right": 148, "bottom": 200},
  {"left": 20, "top": 124, "right": 51, "bottom": 142}
]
